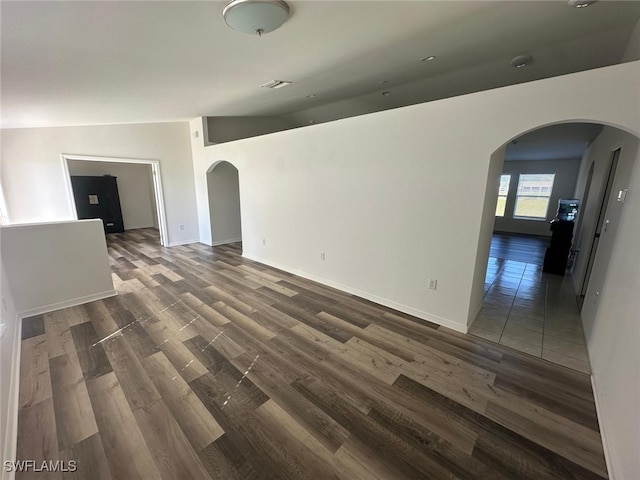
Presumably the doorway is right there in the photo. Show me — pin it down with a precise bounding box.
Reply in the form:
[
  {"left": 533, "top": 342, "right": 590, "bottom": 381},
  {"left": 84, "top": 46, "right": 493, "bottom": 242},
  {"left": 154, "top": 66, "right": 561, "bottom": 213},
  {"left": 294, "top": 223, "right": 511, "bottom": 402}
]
[
  {"left": 207, "top": 161, "right": 242, "bottom": 246},
  {"left": 579, "top": 148, "right": 620, "bottom": 297},
  {"left": 62, "top": 154, "right": 169, "bottom": 246},
  {"left": 469, "top": 122, "right": 616, "bottom": 372}
]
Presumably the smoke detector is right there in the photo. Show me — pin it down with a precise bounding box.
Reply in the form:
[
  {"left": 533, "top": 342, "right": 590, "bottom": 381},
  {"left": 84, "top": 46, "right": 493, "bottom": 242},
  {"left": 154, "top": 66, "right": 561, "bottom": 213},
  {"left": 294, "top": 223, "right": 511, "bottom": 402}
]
[{"left": 511, "top": 54, "right": 533, "bottom": 68}]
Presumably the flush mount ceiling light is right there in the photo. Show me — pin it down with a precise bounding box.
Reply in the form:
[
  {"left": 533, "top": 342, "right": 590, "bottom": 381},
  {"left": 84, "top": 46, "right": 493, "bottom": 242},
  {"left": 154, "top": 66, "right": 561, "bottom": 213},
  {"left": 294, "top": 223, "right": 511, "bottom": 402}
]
[
  {"left": 420, "top": 55, "right": 436, "bottom": 62},
  {"left": 223, "top": 0, "right": 290, "bottom": 36},
  {"left": 568, "top": 0, "right": 598, "bottom": 8},
  {"left": 511, "top": 54, "right": 533, "bottom": 68}
]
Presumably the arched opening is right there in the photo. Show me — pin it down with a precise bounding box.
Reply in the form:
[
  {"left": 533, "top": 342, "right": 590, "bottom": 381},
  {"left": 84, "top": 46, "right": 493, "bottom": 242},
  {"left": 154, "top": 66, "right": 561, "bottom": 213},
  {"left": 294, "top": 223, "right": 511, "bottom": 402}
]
[
  {"left": 469, "top": 121, "right": 639, "bottom": 372},
  {"left": 206, "top": 161, "right": 242, "bottom": 248}
]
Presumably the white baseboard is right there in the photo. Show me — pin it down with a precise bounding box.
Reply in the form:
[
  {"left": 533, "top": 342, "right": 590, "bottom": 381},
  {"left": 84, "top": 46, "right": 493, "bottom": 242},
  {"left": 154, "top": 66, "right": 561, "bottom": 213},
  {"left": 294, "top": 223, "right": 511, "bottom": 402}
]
[
  {"left": 167, "top": 239, "right": 199, "bottom": 247},
  {"left": 211, "top": 238, "right": 242, "bottom": 246},
  {"left": 591, "top": 375, "right": 614, "bottom": 480},
  {"left": 467, "top": 302, "right": 484, "bottom": 329},
  {"left": 242, "top": 253, "right": 468, "bottom": 333},
  {"left": 17, "top": 290, "right": 117, "bottom": 319},
  {"left": 2, "top": 315, "right": 21, "bottom": 480}
]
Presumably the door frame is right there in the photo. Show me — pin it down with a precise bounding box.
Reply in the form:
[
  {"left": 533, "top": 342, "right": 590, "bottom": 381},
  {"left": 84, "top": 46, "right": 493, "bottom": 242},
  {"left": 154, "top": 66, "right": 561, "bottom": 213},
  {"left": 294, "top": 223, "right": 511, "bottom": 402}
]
[
  {"left": 579, "top": 147, "right": 620, "bottom": 296},
  {"left": 61, "top": 154, "right": 169, "bottom": 246}
]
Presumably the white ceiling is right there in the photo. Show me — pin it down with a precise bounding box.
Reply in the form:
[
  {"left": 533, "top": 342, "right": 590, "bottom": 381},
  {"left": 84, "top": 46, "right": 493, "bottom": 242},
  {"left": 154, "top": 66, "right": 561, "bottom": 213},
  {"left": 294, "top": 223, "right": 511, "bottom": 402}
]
[
  {"left": 505, "top": 123, "right": 604, "bottom": 161},
  {"left": 1, "top": 1, "right": 639, "bottom": 129}
]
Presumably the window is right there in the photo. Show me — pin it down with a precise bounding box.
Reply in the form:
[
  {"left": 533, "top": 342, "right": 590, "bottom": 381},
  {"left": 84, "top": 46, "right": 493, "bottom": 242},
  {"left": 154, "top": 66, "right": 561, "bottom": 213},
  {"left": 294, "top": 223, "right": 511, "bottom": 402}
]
[
  {"left": 514, "top": 173, "right": 555, "bottom": 220},
  {"left": 495, "top": 174, "right": 511, "bottom": 217}
]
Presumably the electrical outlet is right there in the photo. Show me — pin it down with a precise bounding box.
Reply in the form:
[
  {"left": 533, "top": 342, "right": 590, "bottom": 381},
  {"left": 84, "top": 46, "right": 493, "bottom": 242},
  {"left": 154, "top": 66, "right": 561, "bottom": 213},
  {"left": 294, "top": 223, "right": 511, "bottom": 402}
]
[
  {"left": 262, "top": 238, "right": 266, "bottom": 246},
  {"left": 429, "top": 278, "right": 438, "bottom": 290},
  {"left": 320, "top": 252, "right": 325, "bottom": 261},
  {"left": 179, "top": 224, "right": 185, "bottom": 231}
]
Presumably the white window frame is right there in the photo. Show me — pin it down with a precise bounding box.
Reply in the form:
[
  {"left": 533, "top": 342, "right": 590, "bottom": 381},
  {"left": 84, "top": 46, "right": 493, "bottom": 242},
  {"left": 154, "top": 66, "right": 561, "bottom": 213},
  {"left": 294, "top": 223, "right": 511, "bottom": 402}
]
[{"left": 513, "top": 173, "right": 556, "bottom": 221}]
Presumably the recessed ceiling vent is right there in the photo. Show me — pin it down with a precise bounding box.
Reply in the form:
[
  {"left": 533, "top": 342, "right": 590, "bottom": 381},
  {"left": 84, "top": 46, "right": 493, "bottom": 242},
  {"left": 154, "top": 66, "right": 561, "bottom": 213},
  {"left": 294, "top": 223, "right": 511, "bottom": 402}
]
[
  {"left": 260, "top": 80, "right": 292, "bottom": 89},
  {"left": 568, "top": 0, "right": 598, "bottom": 8}
]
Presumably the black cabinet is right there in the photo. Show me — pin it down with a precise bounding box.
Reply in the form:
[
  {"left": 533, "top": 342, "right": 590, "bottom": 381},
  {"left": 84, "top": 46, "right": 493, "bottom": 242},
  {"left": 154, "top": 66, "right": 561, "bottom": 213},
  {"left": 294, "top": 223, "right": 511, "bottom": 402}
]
[
  {"left": 71, "top": 175, "right": 124, "bottom": 234},
  {"left": 543, "top": 220, "right": 574, "bottom": 275}
]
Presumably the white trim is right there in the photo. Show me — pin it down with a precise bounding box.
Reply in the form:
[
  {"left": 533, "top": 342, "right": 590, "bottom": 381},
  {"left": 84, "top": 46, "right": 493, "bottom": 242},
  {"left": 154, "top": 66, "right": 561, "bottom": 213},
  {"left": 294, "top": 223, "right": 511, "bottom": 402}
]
[
  {"left": 211, "top": 237, "right": 242, "bottom": 246},
  {"left": 2, "top": 315, "right": 21, "bottom": 480},
  {"left": 61, "top": 154, "right": 169, "bottom": 247},
  {"left": 0, "top": 182, "right": 10, "bottom": 226},
  {"left": 468, "top": 302, "right": 483, "bottom": 328},
  {"left": 167, "top": 239, "right": 199, "bottom": 247},
  {"left": 242, "top": 253, "right": 468, "bottom": 333},
  {"left": 591, "top": 375, "right": 614, "bottom": 480},
  {"left": 17, "top": 290, "right": 117, "bottom": 319}
]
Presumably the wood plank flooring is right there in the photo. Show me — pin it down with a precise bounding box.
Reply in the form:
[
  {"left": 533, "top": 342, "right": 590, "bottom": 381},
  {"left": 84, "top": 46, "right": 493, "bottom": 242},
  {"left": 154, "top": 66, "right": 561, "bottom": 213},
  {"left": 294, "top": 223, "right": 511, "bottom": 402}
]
[
  {"left": 490, "top": 232, "right": 548, "bottom": 265},
  {"left": 15, "top": 228, "right": 607, "bottom": 479}
]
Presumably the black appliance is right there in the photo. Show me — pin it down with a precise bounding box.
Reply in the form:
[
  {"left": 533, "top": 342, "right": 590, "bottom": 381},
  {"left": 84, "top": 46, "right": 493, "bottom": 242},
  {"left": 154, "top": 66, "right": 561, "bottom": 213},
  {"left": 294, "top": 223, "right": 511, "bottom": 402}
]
[
  {"left": 71, "top": 175, "right": 125, "bottom": 234},
  {"left": 543, "top": 199, "right": 580, "bottom": 275}
]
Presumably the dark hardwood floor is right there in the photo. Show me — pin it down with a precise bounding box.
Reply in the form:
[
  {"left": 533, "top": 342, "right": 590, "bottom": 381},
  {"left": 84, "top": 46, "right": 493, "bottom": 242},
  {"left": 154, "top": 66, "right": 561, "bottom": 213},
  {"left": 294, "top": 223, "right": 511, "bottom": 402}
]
[
  {"left": 16, "top": 228, "right": 607, "bottom": 479},
  {"left": 490, "top": 232, "right": 549, "bottom": 265}
]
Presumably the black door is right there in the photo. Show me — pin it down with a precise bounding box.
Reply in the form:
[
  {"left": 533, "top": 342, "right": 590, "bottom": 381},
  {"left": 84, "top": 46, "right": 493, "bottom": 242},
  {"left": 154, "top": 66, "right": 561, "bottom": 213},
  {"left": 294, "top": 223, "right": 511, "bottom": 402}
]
[{"left": 71, "top": 175, "right": 125, "bottom": 234}]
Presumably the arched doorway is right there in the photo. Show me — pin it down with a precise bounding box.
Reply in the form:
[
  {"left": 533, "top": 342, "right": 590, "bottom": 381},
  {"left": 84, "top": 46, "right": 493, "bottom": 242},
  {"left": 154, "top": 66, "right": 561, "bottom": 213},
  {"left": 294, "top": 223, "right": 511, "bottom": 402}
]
[
  {"left": 207, "top": 161, "right": 242, "bottom": 247},
  {"left": 469, "top": 122, "right": 639, "bottom": 373}
]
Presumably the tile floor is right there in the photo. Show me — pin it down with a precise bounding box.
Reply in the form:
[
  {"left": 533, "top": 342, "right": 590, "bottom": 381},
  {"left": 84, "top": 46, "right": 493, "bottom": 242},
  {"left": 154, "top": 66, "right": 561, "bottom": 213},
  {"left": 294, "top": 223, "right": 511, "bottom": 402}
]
[{"left": 469, "top": 256, "right": 591, "bottom": 374}]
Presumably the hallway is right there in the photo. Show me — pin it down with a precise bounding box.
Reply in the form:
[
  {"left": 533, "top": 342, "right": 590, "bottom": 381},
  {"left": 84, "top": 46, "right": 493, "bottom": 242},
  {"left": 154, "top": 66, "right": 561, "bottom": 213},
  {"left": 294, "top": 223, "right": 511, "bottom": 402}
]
[{"left": 470, "top": 235, "right": 590, "bottom": 373}]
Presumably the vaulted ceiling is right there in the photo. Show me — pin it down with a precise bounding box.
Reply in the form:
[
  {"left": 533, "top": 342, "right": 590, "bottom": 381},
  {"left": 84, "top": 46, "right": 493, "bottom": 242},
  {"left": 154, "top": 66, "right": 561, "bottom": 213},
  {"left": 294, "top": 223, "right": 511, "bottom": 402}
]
[{"left": 1, "top": 1, "right": 639, "bottom": 129}]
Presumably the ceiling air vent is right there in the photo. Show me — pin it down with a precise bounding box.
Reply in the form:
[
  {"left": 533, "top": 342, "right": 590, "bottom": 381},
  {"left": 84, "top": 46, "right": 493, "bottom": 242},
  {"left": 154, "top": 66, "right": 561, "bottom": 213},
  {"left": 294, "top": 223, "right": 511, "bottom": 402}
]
[{"left": 260, "top": 80, "right": 292, "bottom": 89}]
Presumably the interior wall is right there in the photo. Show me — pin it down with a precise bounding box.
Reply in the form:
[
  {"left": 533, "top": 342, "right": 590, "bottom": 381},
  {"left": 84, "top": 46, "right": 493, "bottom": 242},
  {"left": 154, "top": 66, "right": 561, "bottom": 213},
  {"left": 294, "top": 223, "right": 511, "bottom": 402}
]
[
  {"left": 494, "top": 158, "right": 582, "bottom": 236},
  {"left": 468, "top": 146, "right": 506, "bottom": 324},
  {"left": 0, "top": 259, "right": 18, "bottom": 475},
  {"left": 0, "top": 220, "right": 115, "bottom": 315},
  {"left": 577, "top": 127, "right": 640, "bottom": 480},
  {"left": 205, "top": 117, "right": 297, "bottom": 145},
  {"left": 207, "top": 162, "right": 242, "bottom": 245},
  {"left": 621, "top": 17, "right": 640, "bottom": 62},
  {"left": 191, "top": 61, "right": 640, "bottom": 334},
  {"left": 0, "top": 122, "right": 198, "bottom": 245},
  {"left": 191, "top": 62, "right": 639, "bottom": 479},
  {"left": 572, "top": 128, "right": 637, "bottom": 295},
  {"left": 67, "top": 160, "right": 158, "bottom": 230}
]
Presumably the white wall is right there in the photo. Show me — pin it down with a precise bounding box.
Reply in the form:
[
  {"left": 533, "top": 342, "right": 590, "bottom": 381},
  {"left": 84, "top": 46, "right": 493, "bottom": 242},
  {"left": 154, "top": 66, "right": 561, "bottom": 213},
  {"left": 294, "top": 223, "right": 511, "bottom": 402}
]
[
  {"left": 494, "top": 158, "right": 582, "bottom": 236},
  {"left": 191, "top": 62, "right": 640, "bottom": 332},
  {"left": 67, "top": 160, "right": 158, "bottom": 230},
  {"left": 0, "top": 122, "right": 198, "bottom": 245},
  {"left": 207, "top": 162, "right": 242, "bottom": 245},
  {"left": 0, "top": 260, "right": 19, "bottom": 480},
  {"left": 577, "top": 127, "right": 640, "bottom": 480},
  {"left": 622, "top": 18, "right": 640, "bottom": 62},
  {"left": 0, "top": 220, "right": 115, "bottom": 316},
  {"left": 468, "top": 146, "right": 506, "bottom": 323},
  {"left": 191, "top": 62, "right": 640, "bottom": 478},
  {"left": 572, "top": 137, "right": 619, "bottom": 294},
  {"left": 206, "top": 116, "right": 297, "bottom": 145}
]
